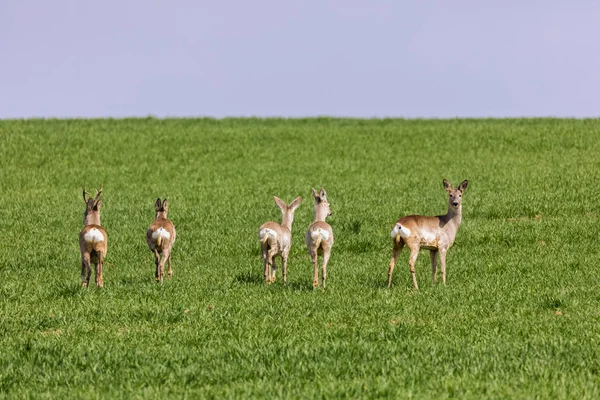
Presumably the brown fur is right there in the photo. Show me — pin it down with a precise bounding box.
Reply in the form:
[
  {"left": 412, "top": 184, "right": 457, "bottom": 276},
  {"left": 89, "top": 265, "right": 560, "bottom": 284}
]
[
  {"left": 305, "top": 187, "right": 334, "bottom": 289},
  {"left": 388, "top": 179, "right": 468, "bottom": 289},
  {"left": 258, "top": 196, "right": 302, "bottom": 284},
  {"left": 79, "top": 187, "right": 107, "bottom": 288},
  {"left": 146, "top": 198, "right": 177, "bottom": 283}
]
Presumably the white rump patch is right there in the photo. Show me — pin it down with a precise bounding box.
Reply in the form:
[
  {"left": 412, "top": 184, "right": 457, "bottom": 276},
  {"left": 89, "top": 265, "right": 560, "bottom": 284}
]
[
  {"left": 259, "top": 228, "right": 277, "bottom": 242},
  {"left": 391, "top": 223, "right": 411, "bottom": 239},
  {"left": 84, "top": 228, "right": 104, "bottom": 243},
  {"left": 152, "top": 227, "right": 171, "bottom": 241},
  {"left": 311, "top": 228, "right": 330, "bottom": 242}
]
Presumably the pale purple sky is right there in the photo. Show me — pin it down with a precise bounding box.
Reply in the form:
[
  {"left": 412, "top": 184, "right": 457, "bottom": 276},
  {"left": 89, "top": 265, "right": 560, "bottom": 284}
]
[{"left": 2, "top": 1, "right": 599, "bottom": 119}]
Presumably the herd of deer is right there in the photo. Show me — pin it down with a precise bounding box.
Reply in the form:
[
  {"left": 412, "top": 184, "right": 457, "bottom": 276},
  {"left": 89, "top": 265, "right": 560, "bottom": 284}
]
[{"left": 79, "top": 179, "right": 468, "bottom": 290}]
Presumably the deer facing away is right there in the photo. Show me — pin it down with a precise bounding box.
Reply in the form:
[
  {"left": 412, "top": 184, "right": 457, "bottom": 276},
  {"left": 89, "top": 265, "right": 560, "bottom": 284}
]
[
  {"left": 258, "top": 196, "right": 302, "bottom": 284},
  {"left": 146, "top": 198, "right": 177, "bottom": 283},
  {"left": 388, "top": 179, "right": 468, "bottom": 289},
  {"left": 306, "top": 187, "right": 334, "bottom": 289},
  {"left": 79, "top": 187, "right": 108, "bottom": 288}
]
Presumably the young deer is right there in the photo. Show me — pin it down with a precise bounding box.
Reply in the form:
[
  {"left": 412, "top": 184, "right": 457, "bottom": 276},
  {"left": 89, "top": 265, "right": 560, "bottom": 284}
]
[
  {"left": 79, "top": 187, "right": 108, "bottom": 288},
  {"left": 146, "top": 198, "right": 177, "bottom": 283},
  {"left": 306, "top": 187, "right": 334, "bottom": 289},
  {"left": 258, "top": 196, "right": 303, "bottom": 284},
  {"left": 388, "top": 179, "right": 468, "bottom": 289}
]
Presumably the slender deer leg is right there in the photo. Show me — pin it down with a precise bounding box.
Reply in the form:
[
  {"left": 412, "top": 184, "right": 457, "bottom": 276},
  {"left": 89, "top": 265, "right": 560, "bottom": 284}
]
[
  {"left": 430, "top": 250, "right": 438, "bottom": 284},
  {"left": 96, "top": 252, "right": 104, "bottom": 288},
  {"left": 262, "top": 245, "right": 269, "bottom": 284},
  {"left": 387, "top": 240, "right": 403, "bottom": 288},
  {"left": 271, "top": 257, "right": 277, "bottom": 283},
  {"left": 158, "top": 249, "right": 171, "bottom": 284},
  {"left": 282, "top": 251, "right": 289, "bottom": 284},
  {"left": 312, "top": 250, "right": 319, "bottom": 289},
  {"left": 322, "top": 248, "right": 331, "bottom": 289},
  {"left": 167, "top": 254, "right": 173, "bottom": 280},
  {"left": 266, "top": 247, "right": 277, "bottom": 285},
  {"left": 439, "top": 248, "right": 448, "bottom": 285},
  {"left": 82, "top": 253, "right": 91, "bottom": 288},
  {"left": 153, "top": 249, "right": 161, "bottom": 282},
  {"left": 408, "top": 245, "right": 420, "bottom": 290}
]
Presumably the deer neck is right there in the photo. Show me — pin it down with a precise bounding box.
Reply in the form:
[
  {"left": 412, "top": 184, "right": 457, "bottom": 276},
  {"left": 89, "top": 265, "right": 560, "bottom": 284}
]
[
  {"left": 155, "top": 211, "right": 168, "bottom": 220},
  {"left": 84, "top": 212, "right": 101, "bottom": 227},
  {"left": 314, "top": 206, "right": 328, "bottom": 222},
  {"left": 281, "top": 213, "right": 294, "bottom": 231},
  {"left": 441, "top": 204, "right": 462, "bottom": 230}
]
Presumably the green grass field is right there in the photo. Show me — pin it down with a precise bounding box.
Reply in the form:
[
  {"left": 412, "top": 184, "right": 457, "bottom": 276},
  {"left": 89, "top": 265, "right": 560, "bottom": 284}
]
[{"left": 1, "top": 118, "right": 600, "bottom": 398}]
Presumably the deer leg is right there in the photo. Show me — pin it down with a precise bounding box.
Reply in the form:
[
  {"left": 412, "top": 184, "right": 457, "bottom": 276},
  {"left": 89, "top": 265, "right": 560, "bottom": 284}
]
[
  {"left": 282, "top": 251, "right": 289, "bottom": 284},
  {"left": 322, "top": 248, "right": 331, "bottom": 289},
  {"left": 266, "top": 247, "right": 277, "bottom": 285},
  {"left": 167, "top": 254, "right": 173, "bottom": 280},
  {"left": 312, "top": 250, "right": 319, "bottom": 289},
  {"left": 271, "top": 257, "right": 277, "bottom": 283},
  {"left": 158, "top": 249, "right": 170, "bottom": 284},
  {"left": 262, "top": 245, "right": 269, "bottom": 284},
  {"left": 95, "top": 252, "right": 104, "bottom": 288},
  {"left": 430, "top": 250, "right": 438, "bottom": 284},
  {"left": 153, "top": 249, "right": 161, "bottom": 282},
  {"left": 408, "top": 246, "right": 420, "bottom": 290},
  {"left": 387, "top": 240, "right": 403, "bottom": 288},
  {"left": 439, "top": 248, "right": 448, "bottom": 285},
  {"left": 81, "top": 253, "right": 91, "bottom": 288}
]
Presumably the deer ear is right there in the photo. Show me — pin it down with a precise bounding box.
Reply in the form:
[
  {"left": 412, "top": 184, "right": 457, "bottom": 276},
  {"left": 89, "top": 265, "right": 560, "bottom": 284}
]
[
  {"left": 319, "top": 187, "right": 327, "bottom": 199},
  {"left": 289, "top": 196, "right": 302, "bottom": 211},
  {"left": 162, "top": 199, "right": 168, "bottom": 210},
  {"left": 155, "top": 198, "right": 162, "bottom": 211},
  {"left": 458, "top": 180, "right": 469, "bottom": 192},
  {"left": 312, "top": 188, "right": 319, "bottom": 199},
  {"left": 273, "top": 196, "right": 287, "bottom": 212},
  {"left": 94, "top": 198, "right": 102, "bottom": 211},
  {"left": 443, "top": 179, "right": 452, "bottom": 193}
]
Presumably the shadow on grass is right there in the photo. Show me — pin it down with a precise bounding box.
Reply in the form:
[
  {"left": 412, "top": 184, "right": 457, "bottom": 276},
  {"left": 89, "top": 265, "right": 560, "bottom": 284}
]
[
  {"left": 542, "top": 297, "right": 565, "bottom": 310},
  {"left": 116, "top": 278, "right": 139, "bottom": 286},
  {"left": 234, "top": 271, "right": 263, "bottom": 285},
  {"left": 284, "top": 280, "right": 316, "bottom": 292},
  {"left": 234, "top": 271, "right": 317, "bottom": 291},
  {"left": 359, "top": 271, "right": 393, "bottom": 289},
  {"left": 56, "top": 283, "right": 81, "bottom": 297}
]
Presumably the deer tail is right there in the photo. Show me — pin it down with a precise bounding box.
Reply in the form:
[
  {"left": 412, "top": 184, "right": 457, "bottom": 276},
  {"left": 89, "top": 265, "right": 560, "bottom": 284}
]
[
  {"left": 259, "top": 228, "right": 277, "bottom": 245},
  {"left": 391, "top": 223, "right": 411, "bottom": 241},
  {"left": 310, "top": 229, "right": 325, "bottom": 248}
]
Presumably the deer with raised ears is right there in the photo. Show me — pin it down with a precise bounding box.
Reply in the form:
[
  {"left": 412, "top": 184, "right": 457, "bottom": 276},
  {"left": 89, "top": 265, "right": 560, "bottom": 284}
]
[
  {"left": 146, "top": 198, "right": 177, "bottom": 283},
  {"left": 388, "top": 179, "right": 468, "bottom": 289},
  {"left": 258, "top": 196, "right": 303, "bottom": 285},
  {"left": 306, "top": 187, "right": 334, "bottom": 289},
  {"left": 79, "top": 187, "right": 108, "bottom": 288}
]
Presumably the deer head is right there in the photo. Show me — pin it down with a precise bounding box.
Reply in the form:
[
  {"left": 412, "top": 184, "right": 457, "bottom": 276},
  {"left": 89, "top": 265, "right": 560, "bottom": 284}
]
[
  {"left": 443, "top": 179, "right": 468, "bottom": 213},
  {"left": 83, "top": 186, "right": 103, "bottom": 226},
  {"left": 312, "top": 187, "right": 332, "bottom": 221},
  {"left": 155, "top": 198, "right": 169, "bottom": 219}
]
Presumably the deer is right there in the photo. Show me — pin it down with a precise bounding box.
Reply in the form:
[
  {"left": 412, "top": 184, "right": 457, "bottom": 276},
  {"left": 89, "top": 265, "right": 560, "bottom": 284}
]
[
  {"left": 79, "top": 187, "right": 108, "bottom": 288},
  {"left": 306, "top": 187, "right": 334, "bottom": 289},
  {"left": 258, "top": 196, "right": 303, "bottom": 285},
  {"left": 146, "top": 198, "right": 177, "bottom": 283},
  {"left": 387, "top": 179, "right": 468, "bottom": 289}
]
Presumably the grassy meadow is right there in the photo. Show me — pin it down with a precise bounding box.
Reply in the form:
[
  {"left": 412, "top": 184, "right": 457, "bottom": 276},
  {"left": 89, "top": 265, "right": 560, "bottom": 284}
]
[{"left": 1, "top": 118, "right": 600, "bottom": 398}]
